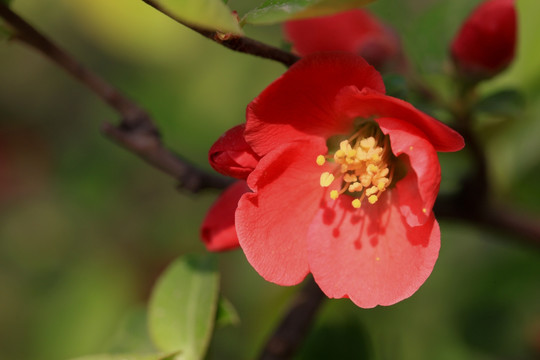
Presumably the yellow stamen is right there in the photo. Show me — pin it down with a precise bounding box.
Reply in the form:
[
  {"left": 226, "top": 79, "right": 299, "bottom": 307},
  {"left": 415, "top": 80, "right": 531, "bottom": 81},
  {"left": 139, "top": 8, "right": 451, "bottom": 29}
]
[
  {"left": 320, "top": 172, "right": 334, "bottom": 187},
  {"left": 367, "top": 164, "right": 379, "bottom": 174},
  {"left": 348, "top": 182, "right": 363, "bottom": 192},
  {"left": 365, "top": 186, "right": 378, "bottom": 196},
  {"left": 360, "top": 137, "right": 375, "bottom": 150},
  {"left": 317, "top": 123, "right": 395, "bottom": 209}
]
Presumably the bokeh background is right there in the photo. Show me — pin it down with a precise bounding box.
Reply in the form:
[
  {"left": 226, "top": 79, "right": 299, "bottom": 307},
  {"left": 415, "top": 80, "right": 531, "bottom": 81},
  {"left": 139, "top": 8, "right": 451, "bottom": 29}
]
[{"left": 1, "top": 0, "right": 539, "bottom": 359}]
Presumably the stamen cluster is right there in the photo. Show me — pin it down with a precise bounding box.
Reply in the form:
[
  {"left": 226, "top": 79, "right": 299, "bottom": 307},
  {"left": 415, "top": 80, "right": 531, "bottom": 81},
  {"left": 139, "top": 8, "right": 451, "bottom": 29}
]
[{"left": 318, "top": 127, "right": 394, "bottom": 209}]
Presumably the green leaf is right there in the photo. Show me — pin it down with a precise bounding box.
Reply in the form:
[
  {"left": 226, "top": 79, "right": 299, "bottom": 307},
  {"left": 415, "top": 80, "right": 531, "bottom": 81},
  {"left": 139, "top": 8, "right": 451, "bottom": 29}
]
[
  {"left": 152, "top": 0, "right": 242, "bottom": 35},
  {"left": 69, "top": 352, "right": 178, "bottom": 360},
  {"left": 243, "top": 0, "right": 375, "bottom": 25},
  {"left": 215, "top": 296, "right": 240, "bottom": 328},
  {"left": 474, "top": 89, "right": 526, "bottom": 119},
  {"left": 148, "top": 254, "right": 220, "bottom": 360}
]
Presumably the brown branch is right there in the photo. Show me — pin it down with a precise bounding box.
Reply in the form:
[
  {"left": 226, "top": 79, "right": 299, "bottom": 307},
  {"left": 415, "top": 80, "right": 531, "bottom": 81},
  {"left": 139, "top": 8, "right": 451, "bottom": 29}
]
[
  {"left": 482, "top": 206, "right": 540, "bottom": 247},
  {"left": 140, "top": 0, "right": 300, "bottom": 68},
  {"left": 0, "top": 4, "right": 148, "bottom": 126},
  {"left": 435, "top": 196, "right": 540, "bottom": 248},
  {"left": 258, "top": 277, "right": 326, "bottom": 360},
  {"left": 102, "top": 123, "right": 233, "bottom": 192},
  {"left": 0, "top": 3, "right": 231, "bottom": 192}
]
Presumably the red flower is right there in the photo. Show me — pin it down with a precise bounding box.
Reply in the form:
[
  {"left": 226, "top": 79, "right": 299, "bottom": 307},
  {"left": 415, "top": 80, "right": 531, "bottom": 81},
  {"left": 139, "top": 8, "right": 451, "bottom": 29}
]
[
  {"left": 203, "top": 52, "right": 464, "bottom": 307},
  {"left": 284, "top": 9, "right": 403, "bottom": 71},
  {"left": 451, "top": 0, "right": 517, "bottom": 79}
]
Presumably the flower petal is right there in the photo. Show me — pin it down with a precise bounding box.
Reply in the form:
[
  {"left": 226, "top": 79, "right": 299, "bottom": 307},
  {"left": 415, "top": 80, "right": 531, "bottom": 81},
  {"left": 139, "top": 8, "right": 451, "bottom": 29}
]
[
  {"left": 200, "top": 180, "right": 249, "bottom": 251},
  {"left": 245, "top": 52, "right": 385, "bottom": 157},
  {"left": 284, "top": 9, "right": 401, "bottom": 70},
  {"left": 307, "top": 192, "right": 440, "bottom": 308},
  {"left": 236, "top": 139, "right": 331, "bottom": 286},
  {"left": 376, "top": 117, "right": 440, "bottom": 227},
  {"left": 335, "top": 86, "right": 465, "bottom": 152},
  {"left": 209, "top": 124, "right": 260, "bottom": 179}
]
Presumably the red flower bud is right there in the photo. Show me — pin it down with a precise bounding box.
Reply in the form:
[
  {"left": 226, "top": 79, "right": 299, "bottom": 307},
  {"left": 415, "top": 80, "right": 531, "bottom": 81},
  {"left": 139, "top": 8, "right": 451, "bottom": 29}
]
[
  {"left": 208, "top": 124, "right": 259, "bottom": 180},
  {"left": 451, "top": 0, "right": 517, "bottom": 80},
  {"left": 284, "top": 9, "right": 404, "bottom": 72}
]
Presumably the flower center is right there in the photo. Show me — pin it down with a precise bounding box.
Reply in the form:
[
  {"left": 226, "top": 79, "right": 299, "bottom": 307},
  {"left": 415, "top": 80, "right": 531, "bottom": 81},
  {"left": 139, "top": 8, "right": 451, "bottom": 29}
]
[{"left": 317, "top": 123, "right": 395, "bottom": 209}]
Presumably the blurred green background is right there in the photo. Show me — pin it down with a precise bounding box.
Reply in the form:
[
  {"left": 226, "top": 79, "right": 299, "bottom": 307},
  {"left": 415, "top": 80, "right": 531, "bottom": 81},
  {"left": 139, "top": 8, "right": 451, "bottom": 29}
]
[{"left": 1, "top": 0, "right": 539, "bottom": 359}]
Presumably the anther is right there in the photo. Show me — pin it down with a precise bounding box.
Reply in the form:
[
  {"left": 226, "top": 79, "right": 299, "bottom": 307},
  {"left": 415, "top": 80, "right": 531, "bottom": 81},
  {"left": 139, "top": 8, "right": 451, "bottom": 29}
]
[
  {"left": 367, "top": 164, "right": 379, "bottom": 174},
  {"left": 343, "top": 173, "right": 357, "bottom": 182},
  {"left": 317, "top": 124, "right": 394, "bottom": 209},
  {"left": 320, "top": 172, "right": 334, "bottom": 187},
  {"left": 360, "top": 137, "right": 375, "bottom": 150},
  {"left": 348, "top": 182, "right": 362, "bottom": 192},
  {"left": 368, "top": 195, "right": 378, "bottom": 204},
  {"left": 365, "top": 186, "right": 378, "bottom": 196}
]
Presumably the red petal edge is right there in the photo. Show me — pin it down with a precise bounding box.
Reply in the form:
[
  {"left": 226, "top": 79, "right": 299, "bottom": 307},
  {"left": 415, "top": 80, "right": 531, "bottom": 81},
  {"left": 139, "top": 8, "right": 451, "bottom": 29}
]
[
  {"left": 245, "top": 52, "right": 385, "bottom": 157},
  {"left": 377, "top": 117, "right": 441, "bottom": 227},
  {"left": 335, "top": 86, "right": 465, "bottom": 152},
  {"left": 307, "top": 192, "right": 440, "bottom": 308},
  {"left": 201, "top": 180, "right": 249, "bottom": 251},
  {"left": 236, "top": 138, "right": 329, "bottom": 286}
]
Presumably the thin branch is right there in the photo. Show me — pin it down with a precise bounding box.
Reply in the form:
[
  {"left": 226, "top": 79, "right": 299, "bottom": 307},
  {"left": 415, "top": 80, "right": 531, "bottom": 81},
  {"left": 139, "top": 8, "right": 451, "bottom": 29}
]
[
  {"left": 0, "top": 4, "right": 148, "bottom": 126},
  {"left": 481, "top": 206, "right": 540, "bottom": 247},
  {"left": 435, "top": 195, "right": 540, "bottom": 248},
  {"left": 258, "top": 277, "right": 326, "bottom": 360},
  {"left": 140, "top": 0, "right": 300, "bottom": 68},
  {"left": 102, "top": 123, "right": 233, "bottom": 192},
  {"left": 0, "top": 3, "right": 231, "bottom": 192}
]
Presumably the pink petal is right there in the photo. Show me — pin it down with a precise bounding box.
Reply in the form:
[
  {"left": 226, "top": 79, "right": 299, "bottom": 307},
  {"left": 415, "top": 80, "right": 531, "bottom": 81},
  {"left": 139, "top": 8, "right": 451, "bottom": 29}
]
[
  {"left": 200, "top": 180, "right": 249, "bottom": 251},
  {"left": 376, "top": 117, "right": 441, "bottom": 227},
  {"left": 236, "top": 139, "right": 333, "bottom": 286},
  {"left": 307, "top": 192, "right": 440, "bottom": 308},
  {"left": 245, "top": 52, "right": 385, "bottom": 157},
  {"left": 335, "top": 86, "right": 465, "bottom": 152}
]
